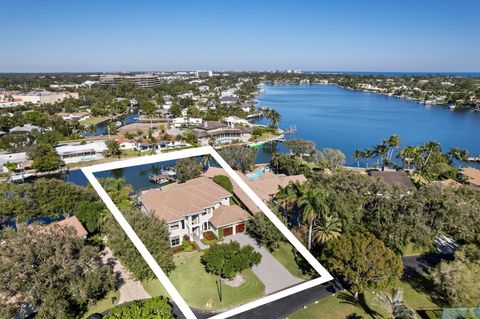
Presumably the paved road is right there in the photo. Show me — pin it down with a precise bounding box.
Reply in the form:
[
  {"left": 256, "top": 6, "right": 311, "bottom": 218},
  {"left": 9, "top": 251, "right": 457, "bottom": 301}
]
[
  {"left": 173, "top": 281, "right": 342, "bottom": 319},
  {"left": 225, "top": 233, "right": 303, "bottom": 294}
]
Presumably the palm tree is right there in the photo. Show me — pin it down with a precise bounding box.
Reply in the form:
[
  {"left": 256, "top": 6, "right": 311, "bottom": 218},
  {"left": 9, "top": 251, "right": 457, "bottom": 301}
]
[
  {"left": 421, "top": 141, "right": 441, "bottom": 168},
  {"left": 399, "top": 146, "right": 420, "bottom": 169},
  {"left": 353, "top": 149, "right": 363, "bottom": 168},
  {"left": 386, "top": 135, "right": 401, "bottom": 161},
  {"left": 313, "top": 214, "right": 342, "bottom": 245},
  {"left": 363, "top": 149, "right": 374, "bottom": 168},
  {"left": 265, "top": 108, "right": 281, "bottom": 128},
  {"left": 374, "top": 144, "right": 389, "bottom": 170},
  {"left": 299, "top": 188, "right": 329, "bottom": 250},
  {"left": 275, "top": 181, "right": 305, "bottom": 215}
]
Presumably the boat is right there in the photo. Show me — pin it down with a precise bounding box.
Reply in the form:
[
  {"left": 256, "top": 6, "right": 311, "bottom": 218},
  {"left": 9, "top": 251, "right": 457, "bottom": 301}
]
[{"left": 449, "top": 104, "right": 456, "bottom": 110}]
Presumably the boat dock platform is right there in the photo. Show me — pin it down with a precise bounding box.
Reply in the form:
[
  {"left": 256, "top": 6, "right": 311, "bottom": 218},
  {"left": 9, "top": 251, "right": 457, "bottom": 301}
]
[{"left": 148, "top": 168, "right": 177, "bottom": 185}]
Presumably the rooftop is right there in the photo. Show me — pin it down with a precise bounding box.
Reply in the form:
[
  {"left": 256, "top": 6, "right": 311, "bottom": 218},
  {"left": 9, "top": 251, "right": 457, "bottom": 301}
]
[
  {"left": 140, "top": 176, "right": 231, "bottom": 222},
  {"left": 47, "top": 216, "right": 88, "bottom": 238},
  {"left": 368, "top": 170, "right": 416, "bottom": 190},
  {"left": 461, "top": 167, "right": 480, "bottom": 187},
  {"left": 209, "top": 205, "right": 250, "bottom": 228}
]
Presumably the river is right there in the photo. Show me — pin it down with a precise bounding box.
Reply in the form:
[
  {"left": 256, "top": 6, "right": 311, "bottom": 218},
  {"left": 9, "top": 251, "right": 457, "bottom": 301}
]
[{"left": 255, "top": 84, "right": 480, "bottom": 166}]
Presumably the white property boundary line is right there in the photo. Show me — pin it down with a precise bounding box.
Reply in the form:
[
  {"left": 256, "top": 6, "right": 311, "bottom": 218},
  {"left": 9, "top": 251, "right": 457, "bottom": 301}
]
[{"left": 81, "top": 146, "right": 333, "bottom": 319}]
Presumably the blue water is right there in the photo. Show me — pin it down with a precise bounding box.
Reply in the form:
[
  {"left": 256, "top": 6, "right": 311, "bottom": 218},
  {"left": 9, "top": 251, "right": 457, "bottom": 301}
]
[
  {"left": 255, "top": 84, "right": 480, "bottom": 167},
  {"left": 305, "top": 71, "right": 480, "bottom": 77}
]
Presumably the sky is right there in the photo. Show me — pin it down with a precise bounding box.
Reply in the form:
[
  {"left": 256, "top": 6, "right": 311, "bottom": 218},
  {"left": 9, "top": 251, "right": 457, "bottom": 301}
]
[{"left": 1, "top": 0, "right": 479, "bottom": 72}]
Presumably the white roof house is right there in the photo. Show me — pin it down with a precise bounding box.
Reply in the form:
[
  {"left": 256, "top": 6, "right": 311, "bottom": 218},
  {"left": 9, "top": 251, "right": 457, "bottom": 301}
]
[
  {"left": 10, "top": 124, "right": 51, "bottom": 133},
  {"left": 0, "top": 152, "right": 27, "bottom": 165},
  {"left": 55, "top": 141, "right": 107, "bottom": 164},
  {"left": 224, "top": 116, "right": 250, "bottom": 126}
]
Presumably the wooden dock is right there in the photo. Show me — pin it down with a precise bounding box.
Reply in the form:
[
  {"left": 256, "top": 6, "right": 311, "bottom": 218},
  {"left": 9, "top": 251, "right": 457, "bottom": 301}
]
[{"left": 148, "top": 169, "right": 177, "bottom": 185}]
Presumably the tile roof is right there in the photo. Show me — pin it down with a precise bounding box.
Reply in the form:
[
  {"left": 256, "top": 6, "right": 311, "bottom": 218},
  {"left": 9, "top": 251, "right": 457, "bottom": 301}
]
[
  {"left": 140, "top": 176, "right": 231, "bottom": 222},
  {"left": 368, "top": 170, "right": 416, "bottom": 190},
  {"left": 461, "top": 167, "right": 480, "bottom": 187},
  {"left": 209, "top": 205, "right": 250, "bottom": 228},
  {"left": 47, "top": 216, "right": 88, "bottom": 238}
]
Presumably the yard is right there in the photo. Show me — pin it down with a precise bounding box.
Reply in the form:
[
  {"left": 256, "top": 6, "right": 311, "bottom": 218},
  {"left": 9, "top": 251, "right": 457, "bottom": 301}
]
[
  {"left": 272, "top": 242, "right": 310, "bottom": 280},
  {"left": 82, "top": 290, "right": 120, "bottom": 318},
  {"left": 142, "top": 251, "right": 265, "bottom": 311},
  {"left": 290, "top": 278, "right": 441, "bottom": 319},
  {"left": 81, "top": 116, "right": 110, "bottom": 127}
]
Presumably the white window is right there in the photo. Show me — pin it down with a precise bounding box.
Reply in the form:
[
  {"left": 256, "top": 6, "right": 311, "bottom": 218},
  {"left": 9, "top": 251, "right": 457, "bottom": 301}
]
[
  {"left": 170, "top": 222, "right": 179, "bottom": 231},
  {"left": 203, "top": 222, "right": 209, "bottom": 231},
  {"left": 170, "top": 236, "right": 180, "bottom": 247}
]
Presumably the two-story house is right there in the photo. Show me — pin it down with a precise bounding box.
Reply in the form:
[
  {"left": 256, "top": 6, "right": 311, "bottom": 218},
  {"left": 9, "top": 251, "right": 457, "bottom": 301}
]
[{"left": 139, "top": 176, "right": 250, "bottom": 247}]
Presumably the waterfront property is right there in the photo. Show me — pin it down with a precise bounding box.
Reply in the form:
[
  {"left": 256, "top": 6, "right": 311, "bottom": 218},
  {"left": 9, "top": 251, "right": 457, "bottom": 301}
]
[
  {"left": 461, "top": 167, "right": 480, "bottom": 188},
  {"left": 139, "top": 176, "right": 250, "bottom": 247},
  {"left": 192, "top": 121, "right": 253, "bottom": 146},
  {"left": 368, "top": 170, "right": 416, "bottom": 191},
  {"left": 55, "top": 141, "right": 107, "bottom": 164},
  {"left": 204, "top": 166, "right": 307, "bottom": 213}
]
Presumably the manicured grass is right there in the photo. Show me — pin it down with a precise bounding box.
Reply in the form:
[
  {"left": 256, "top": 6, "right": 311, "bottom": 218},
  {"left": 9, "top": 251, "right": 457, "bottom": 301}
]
[
  {"left": 400, "top": 242, "right": 433, "bottom": 256},
  {"left": 272, "top": 242, "right": 309, "bottom": 280},
  {"left": 81, "top": 116, "right": 110, "bottom": 126},
  {"left": 82, "top": 290, "right": 120, "bottom": 318},
  {"left": 143, "top": 251, "right": 265, "bottom": 311},
  {"left": 290, "top": 278, "right": 441, "bottom": 319},
  {"left": 290, "top": 291, "right": 388, "bottom": 319}
]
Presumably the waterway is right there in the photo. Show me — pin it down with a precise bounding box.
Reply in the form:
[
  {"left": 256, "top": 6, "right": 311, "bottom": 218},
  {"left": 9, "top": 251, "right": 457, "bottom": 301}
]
[
  {"left": 255, "top": 84, "right": 480, "bottom": 166},
  {"left": 62, "top": 83, "right": 480, "bottom": 188}
]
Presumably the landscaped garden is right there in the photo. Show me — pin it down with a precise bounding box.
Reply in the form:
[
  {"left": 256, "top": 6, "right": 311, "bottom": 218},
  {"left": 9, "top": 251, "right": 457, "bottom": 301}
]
[
  {"left": 290, "top": 278, "right": 441, "bottom": 319},
  {"left": 142, "top": 250, "right": 265, "bottom": 311}
]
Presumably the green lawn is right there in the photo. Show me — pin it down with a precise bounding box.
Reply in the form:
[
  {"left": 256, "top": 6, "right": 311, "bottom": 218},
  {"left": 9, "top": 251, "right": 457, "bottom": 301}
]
[
  {"left": 82, "top": 290, "right": 120, "bottom": 318},
  {"left": 81, "top": 116, "right": 110, "bottom": 126},
  {"left": 290, "top": 278, "right": 441, "bottom": 319},
  {"left": 272, "top": 242, "right": 309, "bottom": 280},
  {"left": 143, "top": 251, "right": 265, "bottom": 311},
  {"left": 400, "top": 241, "right": 433, "bottom": 257}
]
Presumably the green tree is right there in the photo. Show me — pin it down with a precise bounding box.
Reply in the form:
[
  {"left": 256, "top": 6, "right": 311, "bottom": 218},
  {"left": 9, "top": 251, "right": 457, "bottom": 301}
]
[
  {"left": 106, "top": 296, "right": 173, "bottom": 319},
  {"left": 373, "top": 288, "right": 416, "bottom": 319},
  {"left": 431, "top": 244, "right": 480, "bottom": 307},
  {"left": 247, "top": 213, "right": 284, "bottom": 251},
  {"left": 0, "top": 227, "right": 115, "bottom": 319},
  {"left": 320, "top": 233, "right": 403, "bottom": 299},
  {"left": 175, "top": 157, "right": 202, "bottom": 183},
  {"left": 218, "top": 145, "right": 257, "bottom": 172},
  {"left": 283, "top": 138, "right": 316, "bottom": 158},
  {"left": 27, "top": 142, "right": 63, "bottom": 172},
  {"left": 312, "top": 214, "right": 342, "bottom": 245},
  {"left": 201, "top": 241, "right": 262, "bottom": 279},
  {"left": 104, "top": 207, "right": 175, "bottom": 281},
  {"left": 299, "top": 187, "right": 329, "bottom": 250},
  {"left": 103, "top": 139, "right": 123, "bottom": 158},
  {"left": 265, "top": 108, "right": 281, "bottom": 128},
  {"left": 316, "top": 148, "right": 346, "bottom": 171},
  {"left": 353, "top": 149, "right": 363, "bottom": 168}
]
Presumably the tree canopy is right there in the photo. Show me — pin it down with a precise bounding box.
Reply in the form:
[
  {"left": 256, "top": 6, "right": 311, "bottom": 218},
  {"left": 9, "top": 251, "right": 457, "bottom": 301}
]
[
  {"left": 320, "top": 233, "right": 403, "bottom": 298},
  {"left": 175, "top": 157, "right": 203, "bottom": 183},
  {"left": 201, "top": 241, "right": 262, "bottom": 279},
  {"left": 0, "top": 227, "right": 114, "bottom": 318},
  {"left": 218, "top": 145, "right": 257, "bottom": 173}
]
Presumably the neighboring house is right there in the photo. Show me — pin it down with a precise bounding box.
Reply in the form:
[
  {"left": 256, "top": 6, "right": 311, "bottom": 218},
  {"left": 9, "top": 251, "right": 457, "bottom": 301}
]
[
  {"left": 461, "top": 167, "right": 480, "bottom": 188},
  {"left": 55, "top": 141, "right": 107, "bottom": 164},
  {"left": 47, "top": 216, "right": 88, "bottom": 238},
  {"left": 10, "top": 90, "right": 79, "bottom": 105},
  {"left": 204, "top": 166, "right": 307, "bottom": 213},
  {"left": 139, "top": 176, "right": 250, "bottom": 247},
  {"left": 368, "top": 170, "right": 416, "bottom": 191},
  {"left": 9, "top": 124, "right": 51, "bottom": 133},
  {"left": 57, "top": 111, "right": 90, "bottom": 121},
  {"left": 224, "top": 116, "right": 250, "bottom": 126},
  {"left": 116, "top": 138, "right": 136, "bottom": 150},
  {"left": 0, "top": 152, "right": 28, "bottom": 167},
  {"left": 172, "top": 117, "right": 203, "bottom": 127},
  {"left": 192, "top": 121, "right": 253, "bottom": 146},
  {"left": 220, "top": 95, "right": 239, "bottom": 105}
]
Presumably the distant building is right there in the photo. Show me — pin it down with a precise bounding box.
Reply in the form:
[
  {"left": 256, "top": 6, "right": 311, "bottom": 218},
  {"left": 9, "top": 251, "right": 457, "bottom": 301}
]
[
  {"left": 192, "top": 121, "right": 252, "bottom": 146},
  {"left": 195, "top": 70, "right": 213, "bottom": 78},
  {"left": 224, "top": 116, "right": 250, "bottom": 126},
  {"left": 7, "top": 91, "right": 79, "bottom": 105},
  {"left": 99, "top": 74, "right": 160, "bottom": 88},
  {"left": 0, "top": 152, "right": 27, "bottom": 167},
  {"left": 57, "top": 111, "right": 90, "bottom": 121},
  {"left": 9, "top": 124, "right": 51, "bottom": 133},
  {"left": 220, "top": 95, "right": 239, "bottom": 105}
]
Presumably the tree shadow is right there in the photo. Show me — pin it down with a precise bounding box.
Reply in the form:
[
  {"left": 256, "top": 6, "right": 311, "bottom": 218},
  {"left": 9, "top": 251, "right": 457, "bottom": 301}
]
[{"left": 338, "top": 291, "right": 382, "bottom": 319}]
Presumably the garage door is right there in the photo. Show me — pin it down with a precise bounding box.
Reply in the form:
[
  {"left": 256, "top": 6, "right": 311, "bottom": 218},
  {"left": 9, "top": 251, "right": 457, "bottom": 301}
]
[
  {"left": 235, "top": 223, "right": 245, "bottom": 233},
  {"left": 223, "top": 226, "right": 233, "bottom": 237}
]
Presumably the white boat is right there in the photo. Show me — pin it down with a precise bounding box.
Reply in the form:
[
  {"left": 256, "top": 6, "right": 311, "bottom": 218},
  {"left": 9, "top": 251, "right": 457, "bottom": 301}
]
[{"left": 449, "top": 104, "right": 456, "bottom": 110}]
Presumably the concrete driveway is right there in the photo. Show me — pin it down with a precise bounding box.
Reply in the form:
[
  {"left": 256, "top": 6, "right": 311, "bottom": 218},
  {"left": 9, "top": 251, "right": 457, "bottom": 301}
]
[{"left": 225, "top": 233, "right": 303, "bottom": 295}]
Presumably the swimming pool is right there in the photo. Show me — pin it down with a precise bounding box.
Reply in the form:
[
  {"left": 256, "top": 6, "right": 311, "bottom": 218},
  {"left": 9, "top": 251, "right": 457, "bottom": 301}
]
[{"left": 246, "top": 166, "right": 265, "bottom": 180}]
